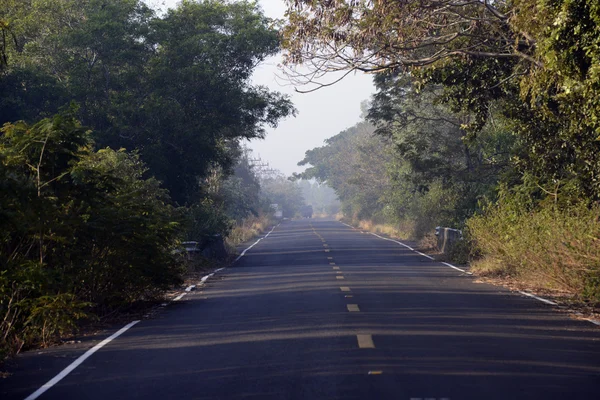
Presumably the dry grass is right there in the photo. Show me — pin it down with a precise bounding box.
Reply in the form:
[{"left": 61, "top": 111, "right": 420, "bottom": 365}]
[
  {"left": 469, "top": 203, "right": 600, "bottom": 302},
  {"left": 417, "top": 233, "right": 439, "bottom": 253},
  {"left": 346, "top": 219, "right": 414, "bottom": 240},
  {"left": 226, "top": 214, "right": 274, "bottom": 248},
  {"left": 358, "top": 221, "right": 413, "bottom": 240}
]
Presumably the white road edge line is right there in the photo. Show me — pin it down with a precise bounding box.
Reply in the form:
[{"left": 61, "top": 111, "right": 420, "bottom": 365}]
[
  {"left": 343, "top": 223, "right": 474, "bottom": 276},
  {"left": 25, "top": 223, "right": 284, "bottom": 399},
  {"left": 234, "top": 224, "right": 279, "bottom": 263},
  {"left": 173, "top": 293, "right": 186, "bottom": 301},
  {"left": 441, "top": 262, "right": 472, "bottom": 275},
  {"left": 25, "top": 320, "right": 140, "bottom": 400},
  {"left": 415, "top": 251, "right": 435, "bottom": 260},
  {"left": 368, "top": 232, "right": 414, "bottom": 251},
  {"left": 343, "top": 222, "right": 600, "bottom": 327},
  {"left": 195, "top": 224, "right": 280, "bottom": 288},
  {"left": 518, "top": 291, "right": 558, "bottom": 306}
]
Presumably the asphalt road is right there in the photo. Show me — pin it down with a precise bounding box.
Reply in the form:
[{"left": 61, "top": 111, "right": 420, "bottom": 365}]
[{"left": 2, "top": 219, "right": 600, "bottom": 400}]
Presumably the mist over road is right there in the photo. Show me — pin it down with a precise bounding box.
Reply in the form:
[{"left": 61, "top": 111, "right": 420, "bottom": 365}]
[{"left": 4, "top": 220, "right": 600, "bottom": 400}]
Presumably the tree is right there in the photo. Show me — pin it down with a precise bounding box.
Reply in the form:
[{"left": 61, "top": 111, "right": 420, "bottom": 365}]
[
  {"left": 261, "top": 174, "right": 305, "bottom": 218},
  {"left": 0, "top": 0, "right": 296, "bottom": 205},
  {"left": 1, "top": 109, "right": 183, "bottom": 355},
  {"left": 281, "top": 0, "right": 531, "bottom": 90},
  {"left": 296, "top": 121, "right": 391, "bottom": 220},
  {"left": 283, "top": 0, "right": 600, "bottom": 201}
]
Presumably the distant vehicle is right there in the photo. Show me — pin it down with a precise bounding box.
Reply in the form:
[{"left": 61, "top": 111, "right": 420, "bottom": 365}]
[
  {"left": 271, "top": 203, "right": 283, "bottom": 219},
  {"left": 301, "top": 205, "right": 313, "bottom": 218}
]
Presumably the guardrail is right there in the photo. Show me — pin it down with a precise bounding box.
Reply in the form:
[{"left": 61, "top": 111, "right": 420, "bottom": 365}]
[
  {"left": 435, "top": 227, "right": 462, "bottom": 254},
  {"left": 176, "top": 235, "right": 227, "bottom": 260}
]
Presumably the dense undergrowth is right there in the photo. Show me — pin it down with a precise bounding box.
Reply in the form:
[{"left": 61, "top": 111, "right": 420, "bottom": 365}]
[
  {"left": 0, "top": 111, "right": 184, "bottom": 360},
  {"left": 469, "top": 198, "right": 600, "bottom": 301},
  {"left": 226, "top": 214, "right": 275, "bottom": 249}
]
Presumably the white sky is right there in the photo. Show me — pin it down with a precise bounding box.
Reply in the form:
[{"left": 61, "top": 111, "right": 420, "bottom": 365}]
[{"left": 145, "top": 0, "right": 374, "bottom": 176}]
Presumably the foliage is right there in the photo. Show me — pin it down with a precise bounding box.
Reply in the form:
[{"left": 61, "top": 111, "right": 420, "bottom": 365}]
[
  {"left": 281, "top": 0, "right": 525, "bottom": 88},
  {"left": 0, "top": 0, "right": 296, "bottom": 361},
  {"left": 469, "top": 191, "right": 600, "bottom": 302},
  {"left": 260, "top": 174, "right": 305, "bottom": 218},
  {"left": 285, "top": 0, "right": 600, "bottom": 299},
  {"left": 221, "top": 149, "right": 263, "bottom": 222},
  {"left": 296, "top": 121, "right": 391, "bottom": 221},
  {"left": 298, "top": 73, "right": 514, "bottom": 238},
  {"left": 0, "top": 109, "right": 183, "bottom": 358},
  {"left": 297, "top": 180, "right": 340, "bottom": 216},
  {"left": 0, "top": 0, "right": 295, "bottom": 205},
  {"left": 226, "top": 214, "right": 274, "bottom": 248}
]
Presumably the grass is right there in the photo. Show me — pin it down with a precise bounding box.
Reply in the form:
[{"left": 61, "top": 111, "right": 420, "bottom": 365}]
[
  {"left": 342, "top": 218, "right": 415, "bottom": 241},
  {"left": 226, "top": 214, "right": 275, "bottom": 249},
  {"left": 468, "top": 202, "right": 600, "bottom": 302}
]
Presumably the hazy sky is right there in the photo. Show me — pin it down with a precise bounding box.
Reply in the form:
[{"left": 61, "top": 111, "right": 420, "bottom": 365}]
[{"left": 146, "top": 0, "right": 374, "bottom": 176}]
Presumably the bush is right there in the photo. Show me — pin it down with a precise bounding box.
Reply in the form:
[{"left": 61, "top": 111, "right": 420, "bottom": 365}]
[
  {"left": 226, "top": 214, "right": 274, "bottom": 248},
  {"left": 468, "top": 196, "right": 600, "bottom": 302},
  {"left": 0, "top": 110, "right": 184, "bottom": 359}
]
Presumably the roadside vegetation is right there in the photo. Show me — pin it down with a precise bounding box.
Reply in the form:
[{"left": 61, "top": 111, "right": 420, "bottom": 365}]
[
  {"left": 0, "top": 0, "right": 303, "bottom": 361},
  {"left": 4, "top": 0, "right": 598, "bottom": 362},
  {"left": 285, "top": 0, "right": 600, "bottom": 304}
]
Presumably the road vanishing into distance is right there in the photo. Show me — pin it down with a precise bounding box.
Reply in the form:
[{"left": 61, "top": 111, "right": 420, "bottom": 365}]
[{"left": 2, "top": 219, "right": 600, "bottom": 400}]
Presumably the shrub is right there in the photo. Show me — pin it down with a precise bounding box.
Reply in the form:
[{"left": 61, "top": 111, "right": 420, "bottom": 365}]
[
  {"left": 0, "top": 109, "right": 184, "bottom": 359},
  {"left": 226, "top": 214, "right": 273, "bottom": 248},
  {"left": 468, "top": 196, "right": 600, "bottom": 302}
]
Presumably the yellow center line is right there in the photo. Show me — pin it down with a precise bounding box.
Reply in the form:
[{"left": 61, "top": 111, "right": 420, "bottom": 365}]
[
  {"left": 345, "top": 295, "right": 353, "bottom": 298},
  {"left": 357, "top": 334, "right": 375, "bottom": 348},
  {"left": 368, "top": 371, "right": 382, "bottom": 375},
  {"left": 347, "top": 304, "right": 360, "bottom": 312}
]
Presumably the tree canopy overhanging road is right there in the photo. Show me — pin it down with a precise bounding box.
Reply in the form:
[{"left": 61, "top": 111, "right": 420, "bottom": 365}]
[{"left": 2, "top": 220, "right": 599, "bottom": 400}]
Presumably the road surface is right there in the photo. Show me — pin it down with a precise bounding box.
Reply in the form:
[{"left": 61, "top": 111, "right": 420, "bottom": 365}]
[{"left": 2, "top": 219, "right": 600, "bottom": 399}]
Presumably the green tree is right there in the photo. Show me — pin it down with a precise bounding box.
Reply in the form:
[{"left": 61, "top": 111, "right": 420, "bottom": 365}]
[
  {"left": 261, "top": 174, "right": 305, "bottom": 218},
  {"left": 296, "top": 121, "right": 391, "bottom": 221},
  {"left": 0, "top": 0, "right": 296, "bottom": 205},
  {"left": 1, "top": 109, "right": 183, "bottom": 355}
]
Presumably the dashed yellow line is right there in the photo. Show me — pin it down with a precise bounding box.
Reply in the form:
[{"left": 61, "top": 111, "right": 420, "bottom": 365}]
[
  {"left": 347, "top": 304, "right": 360, "bottom": 312},
  {"left": 368, "top": 371, "right": 382, "bottom": 375},
  {"left": 357, "top": 334, "right": 375, "bottom": 348}
]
